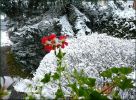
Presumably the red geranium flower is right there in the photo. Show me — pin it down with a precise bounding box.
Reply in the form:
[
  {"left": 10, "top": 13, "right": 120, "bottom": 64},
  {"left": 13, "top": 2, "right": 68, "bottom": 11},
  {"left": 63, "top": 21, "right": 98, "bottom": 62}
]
[
  {"left": 41, "top": 34, "right": 68, "bottom": 52},
  {"left": 61, "top": 41, "right": 68, "bottom": 48},
  {"left": 59, "top": 35, "right": 68, "bottom": 48},
  {"left": 57, "top": 44, "right": 61, "bottom": 48},
  {"left": 59, "top": 35, "right": 67, "bottom": 41},
  {"left": 44, "top": 45, "right": 53, "bottom": 52},
  {"left": 41, "top": 36, "right": 48, "bottom": 45},
  {"left": 48, "top": 33, "right": 56, "bottom": 41}
]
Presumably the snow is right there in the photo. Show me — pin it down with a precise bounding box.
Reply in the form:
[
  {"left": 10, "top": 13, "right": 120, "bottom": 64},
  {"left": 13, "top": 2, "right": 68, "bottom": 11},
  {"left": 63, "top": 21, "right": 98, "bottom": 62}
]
[
  {"left": 14, "top": 33, "right": 135, "bottom": 99},
  {"left": 83, "top": 0, "right": 135, "bottom": 19},
  {"left": 0, "top": 76, "right": 18, "bottom": 89},
  {"left": 1, "top": 15, "right": 13, "bottom": 47},
  {"left": 109, "top": 1, "right": 136, "bottom": 19},
  {"left": 59, "top": 15, "right": 74, "bottom": 36},
  {"left": 70, "top": 5, "right": 91, "bottom": 36}
]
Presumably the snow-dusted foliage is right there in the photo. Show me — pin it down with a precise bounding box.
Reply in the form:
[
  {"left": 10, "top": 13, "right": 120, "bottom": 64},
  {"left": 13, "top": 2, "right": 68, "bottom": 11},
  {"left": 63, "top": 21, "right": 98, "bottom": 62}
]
[
  {"left": 14, "top": 34, "right": 135, "bottom": 99},
  {"left": 82, "top": 0, "right": 136, "bottom": 38},
  {"left": 68, "top": 5, "right": 91, "bottom": 36},
  {"left": 10, "top": 16, "right": 63, "bottom": 71},
  {"left": 109, "top": 0, "right": 135, "bottom": 19}
]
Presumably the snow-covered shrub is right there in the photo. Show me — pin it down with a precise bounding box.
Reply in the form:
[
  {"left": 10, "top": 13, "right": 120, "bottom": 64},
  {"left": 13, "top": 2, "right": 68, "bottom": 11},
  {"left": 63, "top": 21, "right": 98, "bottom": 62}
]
[
  {"left": 10, "top": 16, "right": 64, "bottom": 71},
  {"left": 67, "top": 4, "right": 91, "bottom": 36},
  {"left": 82, "top": 1, "right": 136, "bottom": 39},
  {"left": 14, "top": 34, "right": 135, "bottom": 99},
  {"left": 10, "top": 27, "right": 43, "bottom": 71}
]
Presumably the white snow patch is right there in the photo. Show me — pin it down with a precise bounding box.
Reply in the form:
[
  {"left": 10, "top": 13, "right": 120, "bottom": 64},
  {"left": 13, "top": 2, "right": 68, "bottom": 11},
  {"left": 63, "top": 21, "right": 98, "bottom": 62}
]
[
  {"left": 0, "top": 76, "right": 18, "bottom": 89},
  {"left": 1, "top": 31, "right": 13, "bottom": 47},
  {"left": 59, "top": 15, "right": 74, "bottom": 36},
  {"left": 1, "top": 15, "right": 6, "bottom": 20},
  {"left": 1, "top": 15, "right": 13, "bottom": 47}
]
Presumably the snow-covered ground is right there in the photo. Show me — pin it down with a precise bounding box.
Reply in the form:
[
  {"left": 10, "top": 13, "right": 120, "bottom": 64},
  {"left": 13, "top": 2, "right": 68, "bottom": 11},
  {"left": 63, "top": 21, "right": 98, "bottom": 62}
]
[
  {"left": 14, "top": 33, "right": 135, "bottom": 99},
  {"left": 1, "top": 15, "right": 13, "bottom": 47}
]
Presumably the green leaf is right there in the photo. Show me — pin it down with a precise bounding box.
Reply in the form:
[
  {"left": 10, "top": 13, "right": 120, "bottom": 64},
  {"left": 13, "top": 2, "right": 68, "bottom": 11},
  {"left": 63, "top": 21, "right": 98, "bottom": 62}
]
[
  {"left": 118, "top": 67, "right": 132, "bottom": 75},
  {"left": 111, "top": 67, "right": 118, "bottom": 73},
  {"left": 63, "top": 52, "right": 66, "bottom": 56},
  {"left": 56, "top": 66, "right": 65, "bottom": 72},
  {"left": 89, "top": 90, "right": 109, "bottom": 100},
  {"left": 55, "top": 88, "right": 64, "bottom": 99},
  {"left": 52, "top": 72, "right": 60, "bottom": 80},
  {"left": 113, "top": 76, "right": 121, "bottom": 85},
  {"left": 73, "top": 68, "right": 80, "bottom": 80},
  {"left": 73, "top": 69, "right": 84, "bottom": 79},
  {"left": 84, "top": 78, "right": 96, "bottom": 87},
  {"left": 41, "top": 73, "right": 51, "bottom": 83},
  {"left": 78, "top": 86, "right": 85, "bottom": 96},
  {"left": 78, "top": 86, "right": 91, "bottom": 97},
  {"left": 118, "top": 78, "right": 133, "bottom": 90},
  {"left": 56, "top": 48, "right": 64, "bottom": 59},
  {"left": 113, "top": 91, "right": 121, "bottom": 100},
  {"left": 100, "top": 69, "right": 112, "bottom": 78},
  {"left": 73, "top": 68, "right": 78, "bottom": 76},
  {"left": 68, "top": 82, "right": 78, "bottom": 94}
]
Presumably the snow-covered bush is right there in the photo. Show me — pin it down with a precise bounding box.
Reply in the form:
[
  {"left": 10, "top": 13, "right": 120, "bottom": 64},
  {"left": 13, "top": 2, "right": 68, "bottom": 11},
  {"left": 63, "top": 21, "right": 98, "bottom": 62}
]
[
  {"left": 10, "top": 16, "right": 63, "bottom": 71},
  {"left": 82, "top": 1, "right": 136, "bottom": 39},
  {"left": 67, "top": 4, "right": 91, "bottom": 36},
  {"left": 14, "top": 34, "right": 135, "bottom": 99}
]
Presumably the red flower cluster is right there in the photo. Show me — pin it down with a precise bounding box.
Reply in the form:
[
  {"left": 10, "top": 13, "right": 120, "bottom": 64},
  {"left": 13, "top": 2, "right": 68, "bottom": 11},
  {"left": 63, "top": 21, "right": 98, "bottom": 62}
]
[{"left": 41, "top": 33, "right": 68, "bottom": 52}]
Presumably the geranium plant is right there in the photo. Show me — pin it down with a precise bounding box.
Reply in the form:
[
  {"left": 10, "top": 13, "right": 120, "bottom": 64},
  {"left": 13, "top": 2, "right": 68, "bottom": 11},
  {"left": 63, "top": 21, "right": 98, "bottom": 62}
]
[{"left": 25, "top": 33, "right": 134, "bottom": 99}]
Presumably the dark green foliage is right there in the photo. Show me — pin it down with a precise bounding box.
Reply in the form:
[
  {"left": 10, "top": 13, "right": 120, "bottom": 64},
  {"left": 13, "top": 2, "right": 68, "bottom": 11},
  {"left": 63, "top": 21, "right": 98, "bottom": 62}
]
[
  {"left": 55, "top": 88, "right": 64, "bottom": 99},
  {"left": 117, "top": 78, "right": 133, "bottom": 90},
  {"left": 56, "top": 48, "right": 65, "bottom": 60},
  {"left": 0, "top": 0, "right": 23, "bottom": 18},
  {"left": 52, "top": 72, "right": 60, "bottom": 80},
  {"left": 0, "top": 0, "right": 49, "bottom": 18},
  {"left": 7, "top": 50, "right": 33, "bottom": 78},
  {"left": 73, "top": 69, "right": 96, "bottom": 87},
  {"left": 100, "top": 67, "right": 134, "bottom": 91},
  {"left": 82, "top": 2, "right": 136, "bottom": 39},
  {"left": 68, "top": 82, "right": 78, "bottom": 94},
  {"left": 56, "top": 66, "right": 65, "bottom": 72},
  {"left": 100, "top": 67, "right": 132, "bottom": 78},
  {"left": 113, "top": 91, "right": 121, "bottom": 100},
  {"left": 100, "top": 69, "right": 112, "bottom": 78},
  {"left": 119, "top": 67, "right": 132, "bottom": 74},
  {"left": 0, "top": 0, "right": 102, "bottom": 19},
  {"left": 41, "top": 73, "right": 51, "bottom": 83},
  {"left": 11, "top": 27, "right": 45, "bottom": 71},
  {"left": 89, "top": 90, "right": 109, "bottom": 100}
]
